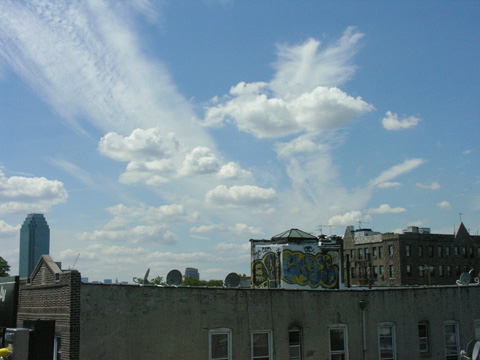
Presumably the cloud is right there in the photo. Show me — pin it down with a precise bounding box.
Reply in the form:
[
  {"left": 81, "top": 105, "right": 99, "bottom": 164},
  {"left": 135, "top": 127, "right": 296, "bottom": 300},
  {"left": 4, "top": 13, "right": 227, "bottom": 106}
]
[
  {"left": 370, "top": 159, "right": 425, "bottom": 188},
  {"left": 181, "top": 147, "right": 220, "bottom": 175},
  {"left": 0, "top": 220, "right": 20, "bottom": 239},
  {"left": 377, "top": 182, "right": 402, "bottom": 189},
  {"left": 99, "top": 128, "right": 223, "bottom": 184},
  {"left": 382, "top": 111, "right": 421, "bottom": 131},
  {"left": 106, "top": 203, "right": 198, "bottom": 226},
  {"left": 416, "top": 182, "right": 440, "bottom": 190},
  {"left": 328, "top": 211, "right": 362, "bottom": 226},
  {"left": 0, "top": 1, "right": 212, "bottom": 146},
  {"left": 46, "top": 158, "right": 95, "bottom": 187},
  {"left": 206, "top": 185, "right": 276, "bottom": 207},
  {"left": 0, "top": 170, "right": 68, "bottom": 214},
  {"left": 368, "top": 204, "right": 406, "bottom": 214},
  {"left": 190, "top": 223, "right": 263, "bottom": 237},
  {"left": 216, "top": 162, "right": 253, "bottom": 181},
  {"left": 203, "top": 28, "right": 373, "bottom": 139},
  {"left": 437, "top": 201, "right": 451, "bottom": 210},
  {"left": 78, "top": 224, "right": 178, "bottom": 245}
]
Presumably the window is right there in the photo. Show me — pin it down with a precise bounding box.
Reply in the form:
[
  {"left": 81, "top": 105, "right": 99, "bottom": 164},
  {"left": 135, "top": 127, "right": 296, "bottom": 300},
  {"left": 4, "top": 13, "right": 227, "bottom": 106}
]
[
  {"left": 209, "top": 328, "right": 232, "bottom": 360},
  {"left": 373, "top": 266, "right": 378, "bottom": 279},
  {"left": 289, "top": 328, "right": 302, "bottom": 360},
  {"left": 446, "top": 246, "right": 450, "bottom": 256},
  {"left": 439, "top": 265, "right": 444, "bottom": 277},
  {"left": 418, "top": 321, "right": 429, "bottom": 354},
  {"left": 378, "top": 323, "right": 396, "bottom": 360},
  {"left": 389, "top": 265, "right": 394, "bottom": 278},
  {"left": 419, "top": 245, "right": 423, "bottom": 257},
  {"left": 454, "top": 247, "right": 459, "bottom": 256},
  {"left": 406, "top": 265, "right": 412, "bottom": 277},
  {"left": 329, "top": 324, "right": 348, "bottom": 360},
  {"left": 438, "top": 246, "right": 443, "bottom": 258},
  {"left": 428, "top": 246, "right": 434, "bottom": 258},
  {"left": 419, "top": 266, "right": 424, "bottom": 277},
  {"left": 350, "top": 249, "right": 355, "bottom": 260},
  {"left": 406, "top": 245, "right": 411, "bottom": 257},
  {"left": 470, "top": 247, "right": 474, "bottom": 259},
  {"left": 54, "top": 335, "right": 62, "bottom": 360},
  {"left": 359, "top": 248, "right": 364, "bottom": 260},
  {"left": 365, "top": 248, "right": 369, "bottom": 259},
  {"left": 443, "top": 321, "right": 459, "bottom": 360},
  {"left": 389, "top": 245, "right": 394, "bottom": 257},
  {"left": 373, "top": 247, "right": 377, "bottom": 258},
  {"left": 351, "top": 268, "right": 356, "bottom": 279},
  {"left": 251, "top": 331, "right": 272, "bottom": 360},
  {"left": 447, "top": 265, "right": 452, "bottom": 277},
  {"left": 475, "top": 320, "right": 480, "bottom": 341},
  {"left": 463, "top": 247, "right": 467, "bottom": 258},
  {"left": 380, "top": 266, "right": 384, "bottom": 275},
  {"left": 379, "top": 247, "right": 383, "bottom": 259}
]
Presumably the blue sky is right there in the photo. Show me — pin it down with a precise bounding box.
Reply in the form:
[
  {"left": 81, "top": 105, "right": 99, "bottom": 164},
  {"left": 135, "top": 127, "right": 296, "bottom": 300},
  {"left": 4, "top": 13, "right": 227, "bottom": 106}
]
[{"left": 0, "top": 1, "right": 479, "bottom": 282}]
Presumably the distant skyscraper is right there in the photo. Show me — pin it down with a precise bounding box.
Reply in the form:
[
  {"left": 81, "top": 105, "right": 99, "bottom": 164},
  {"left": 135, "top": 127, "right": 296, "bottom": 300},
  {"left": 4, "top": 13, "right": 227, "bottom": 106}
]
[
  {"left": 19, "top": 213, "right": 50, "bottom": 278},
  {"left": 185, "top": 267, "right": 199, "bottom": 280}
]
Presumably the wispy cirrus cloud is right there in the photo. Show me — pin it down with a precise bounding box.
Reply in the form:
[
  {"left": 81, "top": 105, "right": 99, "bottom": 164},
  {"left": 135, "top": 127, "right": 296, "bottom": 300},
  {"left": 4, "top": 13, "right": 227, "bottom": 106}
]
[
  {"left": 0, "top": 1, "right": 212, "bottom": 146},
  {"left": 370, "top": 159, "right": 425, "bottom": 189}
]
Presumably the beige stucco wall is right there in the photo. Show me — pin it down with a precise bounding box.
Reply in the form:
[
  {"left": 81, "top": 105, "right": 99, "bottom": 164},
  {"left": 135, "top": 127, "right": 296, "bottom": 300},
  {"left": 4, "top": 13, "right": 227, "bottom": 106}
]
[{"left": 79, "top": 283, "right": 480, "bottom": 359}]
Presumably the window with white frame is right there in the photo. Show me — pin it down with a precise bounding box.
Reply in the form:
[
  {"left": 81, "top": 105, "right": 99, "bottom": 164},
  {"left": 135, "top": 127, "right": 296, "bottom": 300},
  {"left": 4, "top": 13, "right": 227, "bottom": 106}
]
[
  {"left": 418, "top": 321, "right": 429, "bottom": 354},
  {"left": 209, "top": 328, "right": 232, "bottom": 360},
  {"left": 288, "top": 328, "right": 302, "bottom": 360},
  {"left": 378, "top": 323, "right": 396, "bottom": 360},
  {"left": 329, "top": 324, "right": 348, "bottom": 360},
  {"left": 251, "top": 331, "right": 272, "bottom": 360},
  {"left": 443, "top": 321, "right": 459, "bottom": 360}
]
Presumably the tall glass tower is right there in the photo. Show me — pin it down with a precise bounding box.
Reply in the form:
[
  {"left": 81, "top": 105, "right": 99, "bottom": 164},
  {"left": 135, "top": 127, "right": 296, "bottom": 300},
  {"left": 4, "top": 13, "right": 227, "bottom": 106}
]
[{"left": 19, "top": 213, "right": 50, "bottom": 278}]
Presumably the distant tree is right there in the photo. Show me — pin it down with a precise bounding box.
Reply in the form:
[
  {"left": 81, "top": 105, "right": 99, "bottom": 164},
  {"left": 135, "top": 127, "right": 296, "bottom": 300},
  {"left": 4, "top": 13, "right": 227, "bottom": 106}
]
[
  {"left": 206, "top": 279, "right": 223, "bottom": 287},
  {"left": 0, "top": 257, "right": 10, "bottom": 277},
  {"left": 182, "top": 276, "right": 205, "bottom": 286}
]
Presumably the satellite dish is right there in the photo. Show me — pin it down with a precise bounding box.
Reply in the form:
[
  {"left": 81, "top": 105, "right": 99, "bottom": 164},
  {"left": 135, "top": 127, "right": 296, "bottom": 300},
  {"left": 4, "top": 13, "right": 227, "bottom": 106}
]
[
  {"left": 143, "top": 268, "right": 151, "bottom": 285},
  {"left": 166, "top": 269, "right": 182, "bottom": 285},
  {"left": 224, "top": 272, "right": 240, "bottom": 288},
  {"left": 473, "top": 341, "right": 480, "bottom": 360},
  {"left": 457, "top": 272, "right": 471, "bottom": 286}
]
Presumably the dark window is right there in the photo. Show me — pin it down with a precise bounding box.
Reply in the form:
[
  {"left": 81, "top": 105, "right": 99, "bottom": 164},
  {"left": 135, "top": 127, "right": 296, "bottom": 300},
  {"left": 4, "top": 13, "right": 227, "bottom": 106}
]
[
  {"left": 455, "top": 247, "right": 459, "bottom": 256},
  {"left": 428, "top": 246, "right": 434, "bottom": 257},
  {"left": 439, "top": 265, "right": 444, "bottom": 277},
  {"left": 288, "top": 328, "right": 302, "bottom": 360},
  {"left": 447, "top": 265, "right": 452, "bottom": 277},
  {"left": 419, "top": 245, "right": 423, "bottom": 257},
  {"left": 446, "top": 246, "right": 450, "bottom": 256},
  {"left": 389, "top": 245, "right": 394, "bottom": 257},
  {"left": 351, "top": 268, "right": 356, "bottom": 279},
  {"left": 406, "top": 245, "right": 411, "bottom": 257},
  {"left": 373, "top": 247, "right": 377, "bottom": 258},
  {"left": 418, "top": 322, "right": 429, "bottom": 353},
  {"left": 406, "top": 265, "right": 412, "bottom": 277},
  {"left": 389, "top": 265, "right": 394, "bottom": 277},
  {"left": 438, "top": 247, "right": 443, "bottom": 257},
  {"left": 379, "top": 247, "right": 384, "bottom": 259},
  {"left": 463, "top": 247, "right": 467, "bottom": 258}
]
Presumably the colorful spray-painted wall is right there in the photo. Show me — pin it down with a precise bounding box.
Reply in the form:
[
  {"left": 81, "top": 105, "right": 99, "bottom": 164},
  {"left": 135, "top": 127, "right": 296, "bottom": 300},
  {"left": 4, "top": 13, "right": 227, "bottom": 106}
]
[{"left": 251, "top": 242, "right": 341, "bottom": 290}]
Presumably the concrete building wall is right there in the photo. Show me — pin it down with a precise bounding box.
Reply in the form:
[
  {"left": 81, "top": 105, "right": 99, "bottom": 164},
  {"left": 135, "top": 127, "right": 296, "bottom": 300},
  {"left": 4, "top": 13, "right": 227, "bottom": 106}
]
[{"left": 79, "top": 283, "right": 480, "bottom": 360}]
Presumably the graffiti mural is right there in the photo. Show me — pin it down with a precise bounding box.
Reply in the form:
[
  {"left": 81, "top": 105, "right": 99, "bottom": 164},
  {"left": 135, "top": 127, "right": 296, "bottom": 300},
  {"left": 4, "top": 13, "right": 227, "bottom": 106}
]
[
  {"left": 251, "top": 252, "right": 281, "bottom": 288},
  {"left": 282, "top": 250, "right": 338, "bottom": 289}
]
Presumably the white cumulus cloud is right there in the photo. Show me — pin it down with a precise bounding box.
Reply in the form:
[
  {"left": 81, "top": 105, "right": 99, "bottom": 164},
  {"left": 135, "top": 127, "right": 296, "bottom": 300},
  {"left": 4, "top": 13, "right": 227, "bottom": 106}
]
[
  {"left": 382, "top": 111, "right": 421, "bottom": 131},
  {"left": 328, "top": 211, "right": 362, "bottom": 226},
  {"left": 0, "top": 170, "right": 67, "bottom": 214},
  {"left": 437, "top": 201, "right": 451, "bottom": 210},
  {"left": 216, "top": 162, "right": 253, "bottom": 181},
  {"left": 206, "top": 185, "right": 276, "bottom": 207},
  {"left": 368, "top": 204, "right": 406, "bottom": 214},
  {"left": 203, "top": 27, "right": 373, "bottom": 139}
]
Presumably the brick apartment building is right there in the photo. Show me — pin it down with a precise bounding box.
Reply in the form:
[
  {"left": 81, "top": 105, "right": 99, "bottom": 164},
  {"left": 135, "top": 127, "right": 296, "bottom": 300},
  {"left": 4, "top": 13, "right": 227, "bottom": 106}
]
[{"left": 343, "top": 222, "right": 480, "bottom": 287}]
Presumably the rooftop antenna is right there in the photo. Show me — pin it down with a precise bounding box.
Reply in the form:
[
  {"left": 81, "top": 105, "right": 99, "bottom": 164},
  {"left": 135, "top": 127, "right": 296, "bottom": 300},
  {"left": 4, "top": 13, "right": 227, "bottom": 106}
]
[
  {"left": 318, "top": 225, "right": 333, "bottom": 235},
  {"left": 70, "top": 253, "right": 80, "bottom": 270}
]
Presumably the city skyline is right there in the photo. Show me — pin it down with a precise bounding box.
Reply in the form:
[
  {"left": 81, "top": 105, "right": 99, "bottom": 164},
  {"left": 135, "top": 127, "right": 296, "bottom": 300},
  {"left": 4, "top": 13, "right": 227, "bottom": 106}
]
[{"left": 0, "top": 1, "right": 479, "bottom": 281}]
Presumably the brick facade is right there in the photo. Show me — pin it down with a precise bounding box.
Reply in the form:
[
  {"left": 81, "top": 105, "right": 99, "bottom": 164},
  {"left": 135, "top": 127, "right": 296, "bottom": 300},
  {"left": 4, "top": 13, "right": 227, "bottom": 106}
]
[
  {"left": 343, "top": 223, "right": 480, "bottom": 287},
  {"left": 17, "top": 255, "right": 81, "bottom": 360}
]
